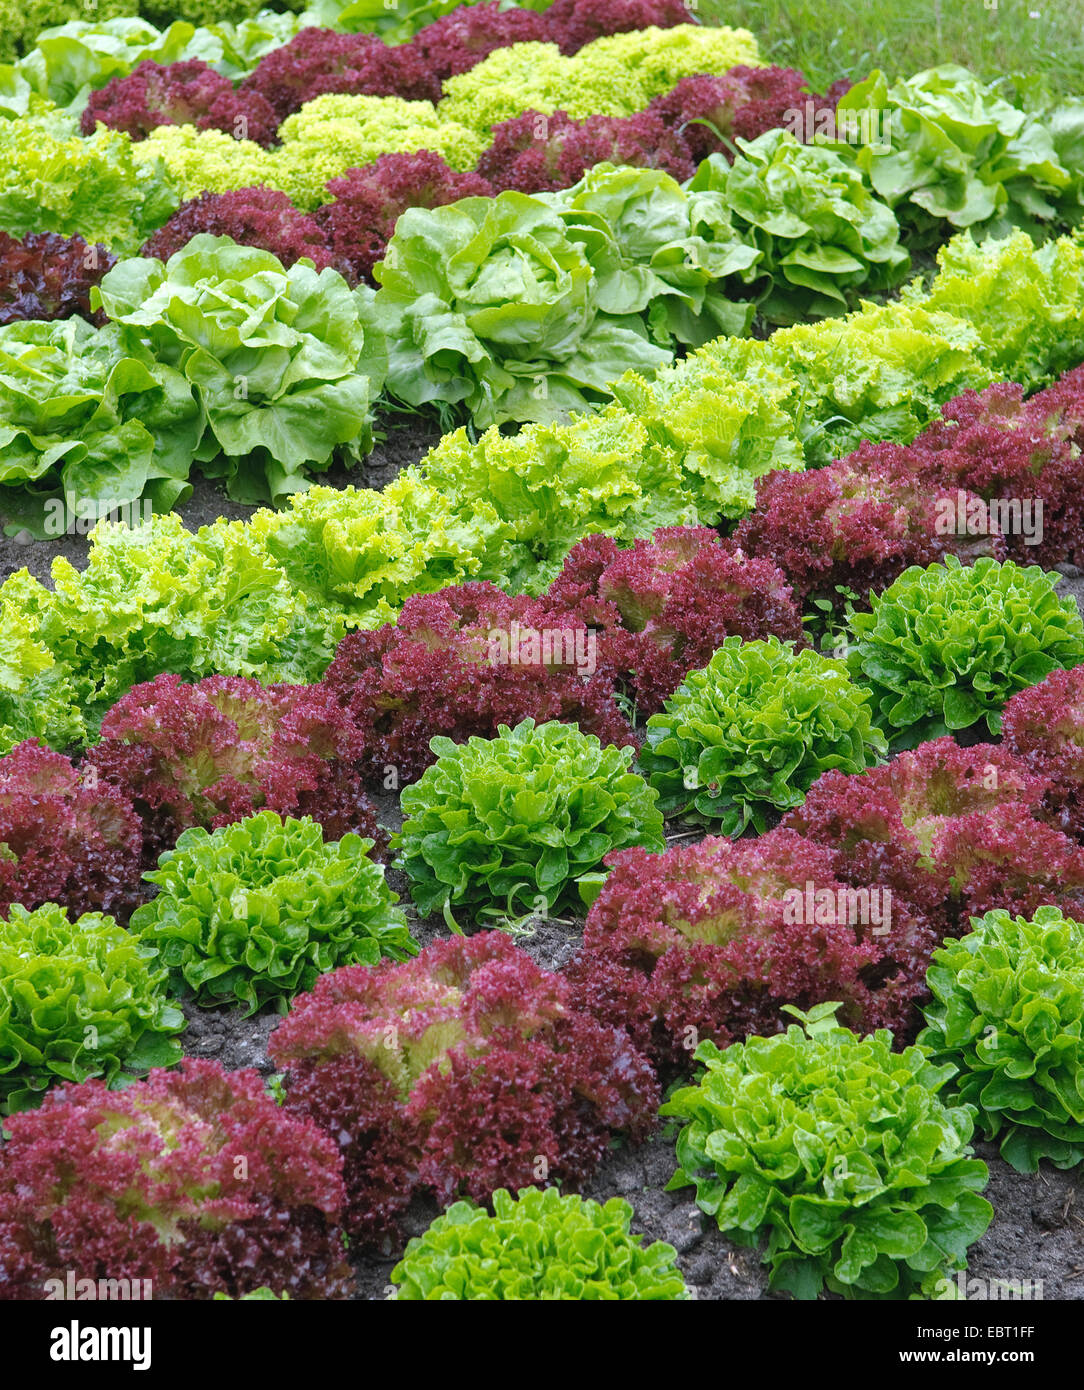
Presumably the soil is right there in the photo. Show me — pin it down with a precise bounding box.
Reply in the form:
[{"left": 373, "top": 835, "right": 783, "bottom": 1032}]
[{"left": 4, "top": 406, "right": 1083, "bottom": 1301}]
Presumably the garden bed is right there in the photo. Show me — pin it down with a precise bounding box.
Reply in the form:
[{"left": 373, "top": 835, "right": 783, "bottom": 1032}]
[{"left": 2, "top": 0, "right": 1084, "bottom": 1313}]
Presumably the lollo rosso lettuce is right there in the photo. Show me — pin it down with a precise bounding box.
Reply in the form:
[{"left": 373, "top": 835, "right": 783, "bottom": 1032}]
[
  {"left": 85, "top": 672, "right": 383, "bottom": 864},
  {"left": 0, "top": 1058, "right": 354, "bottom": 1301},
  {"left": 0, "top": 740, "right": 143, "bottom": 923},
  {"left": 0, "top": 317, "right": 204, "bottom": 539},
  {"left": 268, "top": 932, "right": 660, "bottom": 1241},
  {"left": 0, "top": 230, "right": 115, "bottom": 327},
  {"left": 93, "top": 233, "right": 387, "bottom": 504},
  {"left": 375, "top": 189, "right": 671, "bottom": 428}
]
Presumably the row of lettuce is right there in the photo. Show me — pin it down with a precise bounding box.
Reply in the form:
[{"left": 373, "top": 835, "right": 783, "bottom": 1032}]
[
  {"left": 4, "top": 7, "right": 1082, "bottom": 253},
  {"left": 0, "top": 0, "right": 686, "bottom": 75},
  {"left": 3, "top": 225, "right": 1082, "bottom": 749},
  {"left": 4, "top": 50, "right": 1083, "bottom": 309}
]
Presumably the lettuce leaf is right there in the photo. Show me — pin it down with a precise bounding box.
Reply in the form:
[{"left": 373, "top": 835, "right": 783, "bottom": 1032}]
[
  {"left": 0, "top": 318, "right": 203, "bottom": 539},
  {"left": 376, "top": 190, "right": 670, "bottom": 429},
  {"left": 691, "top": 130, "right": 910, "bottom": 325},
  {"left": 95, "top": 233, "right": 387, "bottom": 503}
]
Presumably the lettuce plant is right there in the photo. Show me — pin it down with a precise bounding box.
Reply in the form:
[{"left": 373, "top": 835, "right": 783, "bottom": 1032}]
[
  {"left": 395, "top": 717, "right": 663, "bottom": 925},
  {"left": 269, "top": 94, "right": 486, "bottom": 209},
  {"left": 640, "top": 637, "right": 886, "bottom": 833},
  {"left": 663, "top": 1004, "right": 994, "bottom": 1299},
  {"left": 913, "top": 229, "right": 1084, "bottom": 393},
  {"left": 375, "top": 189, "right": 670, "bottom": 429},
  {"left": 1, "top": 14, "right": 202, "bottom": 103},
  {"left": 833, "top": 65, "right": 1073, "bottom": 246},
  {"left": 131, "top": 812, "right": 416, "bottom": 1016},
  {"left": 784, "top": 737, "right": 1084, "bottom": 931},
  {"left": 94, "top": 233, "right": 387, "bottom": 504},
  {"left": 546, "top": 527, "right": 803, "bottom": 713},
  {"left": 268, "top": 932, "right": 659, "bottom": 1240},
  {"left": 476, "top": 108, "right": 695, "bottom": 196},
  {"left": 236, "top": 26, "right": 440, "bottom": 124},
  {"left": 611, "top": 297, "right": 992, "bottom": 479},
  {"left": 414, "top": 406, "right": 708, "bottom": 593},
  {"left": 316, "top": 152, "right": 493, "bottom": 285},
  {"left": 918, "top": 905, "right": 1084, "bottom": 1172},
  {"left": 689, "top": 131, "right": 909, "bottom": 325},
  {"left": 0, "top": 901, "right": 184, "bottom": 1113},
  {"left": 0, "top": 316, "right": 203, "bottom": 538},
  {"left": 647, "top": 65, "right": 838, "bottom": 163},
  {"left": 2, "top": 513, "right": 343, "bottom": 734},
  {"left": 846, "top": 556, "right": 1084, "bottom": 744},
  {"left": 0, "top": 740, "right": 143, "bottom": 922},
  {"left": 437, "top": 24, "right": 762, "bottom": 131},
  {"left": 543, "top": 162, "right": 760, "bottom": 346},
  {"left": 0, "top": 0, "right": 137, "bottom": 64},
  {"left": 0, "top": 606, "right": 83, "bottom": 757},
  {"left": 131, "top": 123, "right": 279, "bottom": 203},
  {"left": 0, "top": 111, "right": 178, "bottom": 251},
  {"left": 247, "top": 473, "right": 505, "bottom": 630},
  {"left": 142, "top": 187, "right": 337, "bottom": 273},
  {"left": 909, "top": 375, "right": 1084, "bottom": 571},
  {"left": 566, "top": 828, "right": 932, "bottom": 1068},
  {"left": 391, "top": 1188, "right": 688, "bottom": 1300},
  {"left": 320, "top": 583, "right": 632, "bottom": 787},
  {"left": 0, "top": 230, "right": 114, "bottom": 326},
  {"left": 0, "top": 1058, "right": 353, "bottom": 1300},
  {"left": 87, "top": 672, "right": 380, "bottom": 862},
  {"left": 394, "top": 1, "right": 552, "bottom": 83},
  {"left": 1002, "top": 666, "right": 1084, "bottom": 839},
  {"left": 81, "top": 57, "right": 278, "bottom": 144},
  {"left": 733, "top": 450, "right": 1002, "bottom": 609}
]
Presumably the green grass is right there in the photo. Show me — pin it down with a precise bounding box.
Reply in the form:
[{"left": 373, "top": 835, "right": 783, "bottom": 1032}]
[{"left": 699, "top": 0, "right": 1084, "bottom": 103}]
